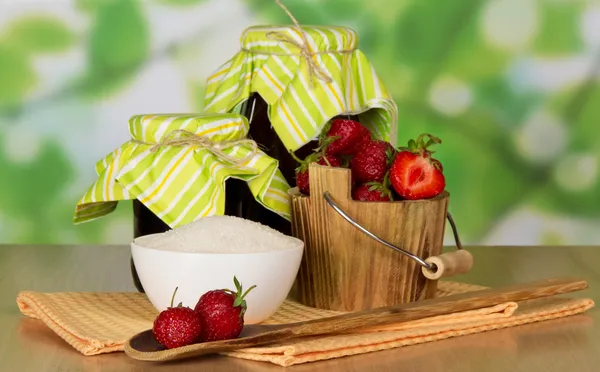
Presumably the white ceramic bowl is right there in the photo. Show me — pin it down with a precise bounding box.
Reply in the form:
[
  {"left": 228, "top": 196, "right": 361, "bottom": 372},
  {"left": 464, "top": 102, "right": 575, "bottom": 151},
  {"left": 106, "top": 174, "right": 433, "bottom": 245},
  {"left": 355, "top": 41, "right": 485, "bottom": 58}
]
[{"left": 131, "top": 233, "right": 304, "bottom": 324}]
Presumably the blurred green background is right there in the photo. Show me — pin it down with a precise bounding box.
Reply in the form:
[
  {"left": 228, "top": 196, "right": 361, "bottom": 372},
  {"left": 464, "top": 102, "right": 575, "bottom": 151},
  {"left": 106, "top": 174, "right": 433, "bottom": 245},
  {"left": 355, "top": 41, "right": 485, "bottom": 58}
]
[{"left": 0, "top": 0, "right": 598, "bottom": 246}]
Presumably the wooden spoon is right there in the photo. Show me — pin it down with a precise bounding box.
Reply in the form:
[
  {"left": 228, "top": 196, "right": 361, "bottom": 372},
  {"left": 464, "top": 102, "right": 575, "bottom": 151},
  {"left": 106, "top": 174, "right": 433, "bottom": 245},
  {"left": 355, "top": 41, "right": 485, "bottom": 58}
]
[{"left": 124, "top": 277, "right": 588, "bottom": 362}]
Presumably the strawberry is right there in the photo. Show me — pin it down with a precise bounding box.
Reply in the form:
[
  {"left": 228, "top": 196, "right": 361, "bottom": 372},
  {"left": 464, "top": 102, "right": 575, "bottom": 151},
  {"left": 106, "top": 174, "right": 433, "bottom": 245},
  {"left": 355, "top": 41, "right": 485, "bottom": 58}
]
[
  {"left": 194, "top": 276, "right": 256, "bottom": 342},
  {"left": 295, "top": 171, "right": 310, "bottom": 196},
  {"left": 292, "top": 151, "right": 341, "bottom": 196},
  {"left": 389, "top": 133, "right": 446, "bottom": 200},
  {"left": 320, "top": 118, "right": 372, "bottom": 156},
  {"left": 351, "top": 140, "right": 395, "bottom": 184},
  {"left": 353, "top": 184, "right": 392, "bottom": 201},
  {"left": 352, "top": 173, "right": 394, "bottom": 201},
  {"left": 152, "top": 287, "right": 203, "bottom": 349}
]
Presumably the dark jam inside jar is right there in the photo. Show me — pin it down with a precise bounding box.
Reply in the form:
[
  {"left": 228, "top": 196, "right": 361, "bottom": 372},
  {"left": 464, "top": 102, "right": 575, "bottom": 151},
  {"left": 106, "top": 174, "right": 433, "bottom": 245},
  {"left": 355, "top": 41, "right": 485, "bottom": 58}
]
[{"left": 130, "top": 93, "right": 319, "bottom": 292}]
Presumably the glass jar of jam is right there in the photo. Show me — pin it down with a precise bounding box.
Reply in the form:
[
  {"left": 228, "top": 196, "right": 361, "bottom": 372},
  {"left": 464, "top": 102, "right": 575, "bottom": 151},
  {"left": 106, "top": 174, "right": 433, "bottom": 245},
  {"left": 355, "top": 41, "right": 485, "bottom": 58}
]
[{"left": 130, "top": 93, "right": 319, "bottom": 292}]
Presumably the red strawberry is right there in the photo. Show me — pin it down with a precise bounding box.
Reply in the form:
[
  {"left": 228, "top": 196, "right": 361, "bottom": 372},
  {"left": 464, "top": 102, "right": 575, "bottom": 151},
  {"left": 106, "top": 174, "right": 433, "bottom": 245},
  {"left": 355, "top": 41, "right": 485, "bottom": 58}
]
[
  {"left": 152, "top": 287, "right": 203, "bottom": 349},
  {"left": 194, "top": 276, "right": 256, "bottom": 342},
  {"left": 295, "top": 171, "right": 310, "bottom": 195},
  {"left": 292, "top": 151, "right": 341, "bottom": 195},
  {"left": 389, "top": 133, "right": 446, "bottom": 200},
  {"left": 321, "top": 118, "right": 372, "bottom": 156},
  {"left": 351, "top": 140, "right": 395, "bottom": 184},
  {"left": 353, "top": 183, "right": 392, "bottom": 201}
]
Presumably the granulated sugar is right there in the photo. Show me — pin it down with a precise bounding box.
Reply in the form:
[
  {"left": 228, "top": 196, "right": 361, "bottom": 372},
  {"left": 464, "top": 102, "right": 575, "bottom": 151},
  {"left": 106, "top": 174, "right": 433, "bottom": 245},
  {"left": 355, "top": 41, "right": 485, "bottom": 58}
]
[{"left": 134, "top": 215, "right": 300, "bottom": 253}]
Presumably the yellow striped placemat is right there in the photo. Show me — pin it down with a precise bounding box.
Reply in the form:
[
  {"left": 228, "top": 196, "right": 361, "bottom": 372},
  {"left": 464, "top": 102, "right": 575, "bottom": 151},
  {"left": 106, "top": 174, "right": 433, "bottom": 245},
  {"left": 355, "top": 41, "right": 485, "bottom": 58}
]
[{"left": 16, "top": 281, "right": 594, "bottom": 366}]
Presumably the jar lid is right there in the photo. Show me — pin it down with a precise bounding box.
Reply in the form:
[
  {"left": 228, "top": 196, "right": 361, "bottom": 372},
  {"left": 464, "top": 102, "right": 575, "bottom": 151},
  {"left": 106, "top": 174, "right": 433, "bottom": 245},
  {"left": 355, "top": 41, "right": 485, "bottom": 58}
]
[
  {"left": 203, "top": 24, "right": 398, "bottom": 152},
  {"left": 75, "top": 113, "right": 291, "bottom": 228},
  {"left": 127, "top": 112, "right": 249, "bottom": 143},
  {"left": 240, "top": 25, "right": 358, "bottom": 55}
]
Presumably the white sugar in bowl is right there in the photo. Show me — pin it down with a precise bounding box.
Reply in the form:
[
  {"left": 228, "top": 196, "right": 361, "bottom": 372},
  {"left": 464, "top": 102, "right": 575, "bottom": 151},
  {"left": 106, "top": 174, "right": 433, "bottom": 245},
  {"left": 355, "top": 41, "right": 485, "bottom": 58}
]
[{"left": 130, "top": 216, "right": 304, "bottom": 324}]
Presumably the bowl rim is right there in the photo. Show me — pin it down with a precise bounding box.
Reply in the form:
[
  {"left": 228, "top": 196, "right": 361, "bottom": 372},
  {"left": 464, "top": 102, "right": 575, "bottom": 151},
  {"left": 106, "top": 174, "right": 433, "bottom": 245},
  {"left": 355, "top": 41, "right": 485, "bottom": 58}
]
[{"left": 131, "top": 233, "right": 305, "bottom": 256}]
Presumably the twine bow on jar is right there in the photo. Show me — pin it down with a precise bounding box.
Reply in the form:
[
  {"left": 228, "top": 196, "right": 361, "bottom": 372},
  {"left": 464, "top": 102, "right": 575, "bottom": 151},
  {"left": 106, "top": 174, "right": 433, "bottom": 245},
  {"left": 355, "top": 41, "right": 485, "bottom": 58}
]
[
  {"left": 131, "top": 129, "right": 259, "bottom": 166},
  {"left": 240, "top": 0, "right": 357, "bottom": 87}
]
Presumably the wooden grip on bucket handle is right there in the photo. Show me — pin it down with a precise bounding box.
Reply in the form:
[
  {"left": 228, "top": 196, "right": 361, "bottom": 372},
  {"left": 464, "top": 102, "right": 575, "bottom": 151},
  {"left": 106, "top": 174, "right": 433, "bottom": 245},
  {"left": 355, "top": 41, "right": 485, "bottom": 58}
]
[
  {"left": 421, "top": 250, "right": 474, "bottom": 280},
  {"left": 421, "top": 213, "right": 473, "bottom": 279},
  {"left": 323, "top": 192, "right": 473, "bottom": 280}
]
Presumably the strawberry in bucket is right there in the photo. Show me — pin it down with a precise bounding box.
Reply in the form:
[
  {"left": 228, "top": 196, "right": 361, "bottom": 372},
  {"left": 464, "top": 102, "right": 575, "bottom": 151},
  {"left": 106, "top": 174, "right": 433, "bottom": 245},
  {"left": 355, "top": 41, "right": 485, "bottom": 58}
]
[
  {"left": 389, "top": 134, "right": 446, "bottom": 200},
  {"left": 292, "top": 116, "right": 446, "bottom": 202}
]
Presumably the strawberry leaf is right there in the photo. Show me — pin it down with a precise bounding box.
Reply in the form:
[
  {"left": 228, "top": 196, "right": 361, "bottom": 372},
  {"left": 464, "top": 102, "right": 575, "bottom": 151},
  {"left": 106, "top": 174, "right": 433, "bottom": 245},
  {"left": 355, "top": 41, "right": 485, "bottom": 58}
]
[
  {"left": 233, "top": 276, "right": 242, "bottom": 294},
  {"left": 383, "top": 172, "right": 391, "bottom": 188},
  {"left": 416, "top": 133, "right": 442, "bottom": 149},
  {"left": 290, "top": 151, "right": 319, "bottom": 173},
  {"left": 241, "top": 285, "right": 257, "bottom": 300},
  {"left": 316, "top": 134, "right": 340, "bottom": 156},
  {"left": 318, "top": 120, "right": 333, "bottom": 143},
  {"left": 385, "top": 147, "right": 396, "bottom": 166},
  {"left": 233, "top": 296, "right": 243, "bottom": 308}
]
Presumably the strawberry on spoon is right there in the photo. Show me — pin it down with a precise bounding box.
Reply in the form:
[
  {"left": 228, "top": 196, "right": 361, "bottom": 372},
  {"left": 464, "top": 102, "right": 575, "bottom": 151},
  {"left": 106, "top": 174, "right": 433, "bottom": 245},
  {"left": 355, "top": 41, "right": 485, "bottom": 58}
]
[
  {"left": 194, "top": 277, "right": 256, "bottom": 342},
  {"left": 152, "top": 287, "right": 203, "bottom": 349},
  {"left": 389, "top": 133, "right": 446, "bottom": 200}
]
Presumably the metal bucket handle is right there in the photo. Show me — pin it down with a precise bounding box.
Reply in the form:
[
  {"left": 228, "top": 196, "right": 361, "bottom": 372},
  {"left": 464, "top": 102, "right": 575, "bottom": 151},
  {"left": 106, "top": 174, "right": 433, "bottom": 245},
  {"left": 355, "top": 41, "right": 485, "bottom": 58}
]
[{"left": 323, "top": 192, "right": 473, "bottom": 280}]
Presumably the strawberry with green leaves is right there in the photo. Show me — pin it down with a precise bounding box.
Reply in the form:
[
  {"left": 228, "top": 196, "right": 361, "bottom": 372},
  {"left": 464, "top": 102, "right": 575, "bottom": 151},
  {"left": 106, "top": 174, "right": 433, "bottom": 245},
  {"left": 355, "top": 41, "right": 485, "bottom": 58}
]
[
  {"left": 152, "top": 287, "right": 203, "bottom": 349},
  {"left": 389, "top": 133, "right": 446, "bottom": 200},
  {"left": 291, "top": 151, "right": 342, "bottom": 196},
  {"left": 351, "top": 140, "right": 395, "bottom": 184},
  {"left": 320, "top": 118, "right": 372, "bottom": 156},
  {"left": 194, "top": 277, "right": 256, "bottom": 342},
  {"left": 353, "top": 173, "right": 394, "bottom": 202}
]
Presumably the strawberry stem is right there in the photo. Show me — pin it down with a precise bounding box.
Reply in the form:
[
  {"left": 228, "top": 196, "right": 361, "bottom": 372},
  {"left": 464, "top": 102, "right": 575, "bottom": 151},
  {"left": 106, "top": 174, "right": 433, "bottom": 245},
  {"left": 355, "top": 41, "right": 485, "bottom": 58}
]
[
  {"left": 288, "top": 150, "right": 304, "bottom": 164},
  {"left": 170, "top": 287, "right": 178, "bottom": 308}
]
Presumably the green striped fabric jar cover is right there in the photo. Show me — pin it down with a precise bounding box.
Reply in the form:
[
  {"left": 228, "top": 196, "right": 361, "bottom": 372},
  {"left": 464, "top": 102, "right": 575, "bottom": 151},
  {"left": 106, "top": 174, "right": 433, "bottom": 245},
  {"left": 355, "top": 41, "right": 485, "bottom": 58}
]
[
  {"left": 74, "top": 113, "right": 292, "bottom": 228},
  {"left": 203, "top": 25, "right": 399, "bottom": 151}
]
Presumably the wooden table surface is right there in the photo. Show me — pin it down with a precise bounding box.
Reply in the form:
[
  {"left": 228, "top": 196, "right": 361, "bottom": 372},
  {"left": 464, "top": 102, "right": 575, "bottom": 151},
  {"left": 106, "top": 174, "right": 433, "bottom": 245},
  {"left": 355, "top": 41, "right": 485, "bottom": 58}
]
[{"left": 0, "top": 245, "right": 598, "bottom": 371}]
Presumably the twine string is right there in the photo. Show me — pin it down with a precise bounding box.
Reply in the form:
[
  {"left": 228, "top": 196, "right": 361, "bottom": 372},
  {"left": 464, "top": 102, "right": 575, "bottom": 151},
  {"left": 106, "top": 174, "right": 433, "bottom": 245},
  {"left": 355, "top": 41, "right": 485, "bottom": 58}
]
[
  {"left": 239, "top": 0, "right": 356, "bottom": 86},
  {"left": 131, "top": 129, "right": 258, "bottom": 166}
]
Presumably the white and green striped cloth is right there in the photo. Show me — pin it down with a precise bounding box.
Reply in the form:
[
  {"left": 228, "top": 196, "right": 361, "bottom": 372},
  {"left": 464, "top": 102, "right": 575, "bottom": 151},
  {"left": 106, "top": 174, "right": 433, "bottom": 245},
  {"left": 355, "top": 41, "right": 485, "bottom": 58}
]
[
  {"left": 74, "top": 113, "right": 291, "bottom": 227},
  {"left": 203, "top": 25, "right": 398, "bottom": 151}
]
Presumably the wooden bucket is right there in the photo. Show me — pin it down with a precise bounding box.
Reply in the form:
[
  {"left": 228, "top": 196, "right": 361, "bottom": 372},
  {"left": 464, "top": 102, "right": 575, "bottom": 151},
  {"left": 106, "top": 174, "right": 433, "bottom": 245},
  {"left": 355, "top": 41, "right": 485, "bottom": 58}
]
[{"left": 289, "top": 164, "right": 455, "bottom": 312}]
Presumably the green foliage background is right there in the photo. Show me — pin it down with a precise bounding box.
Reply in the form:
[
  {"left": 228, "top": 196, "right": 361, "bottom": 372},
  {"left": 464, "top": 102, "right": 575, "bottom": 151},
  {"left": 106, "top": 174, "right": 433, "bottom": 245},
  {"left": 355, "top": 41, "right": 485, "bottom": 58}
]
[{"left": 0, "top": 0, "right": 599, "bottom": 246}]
